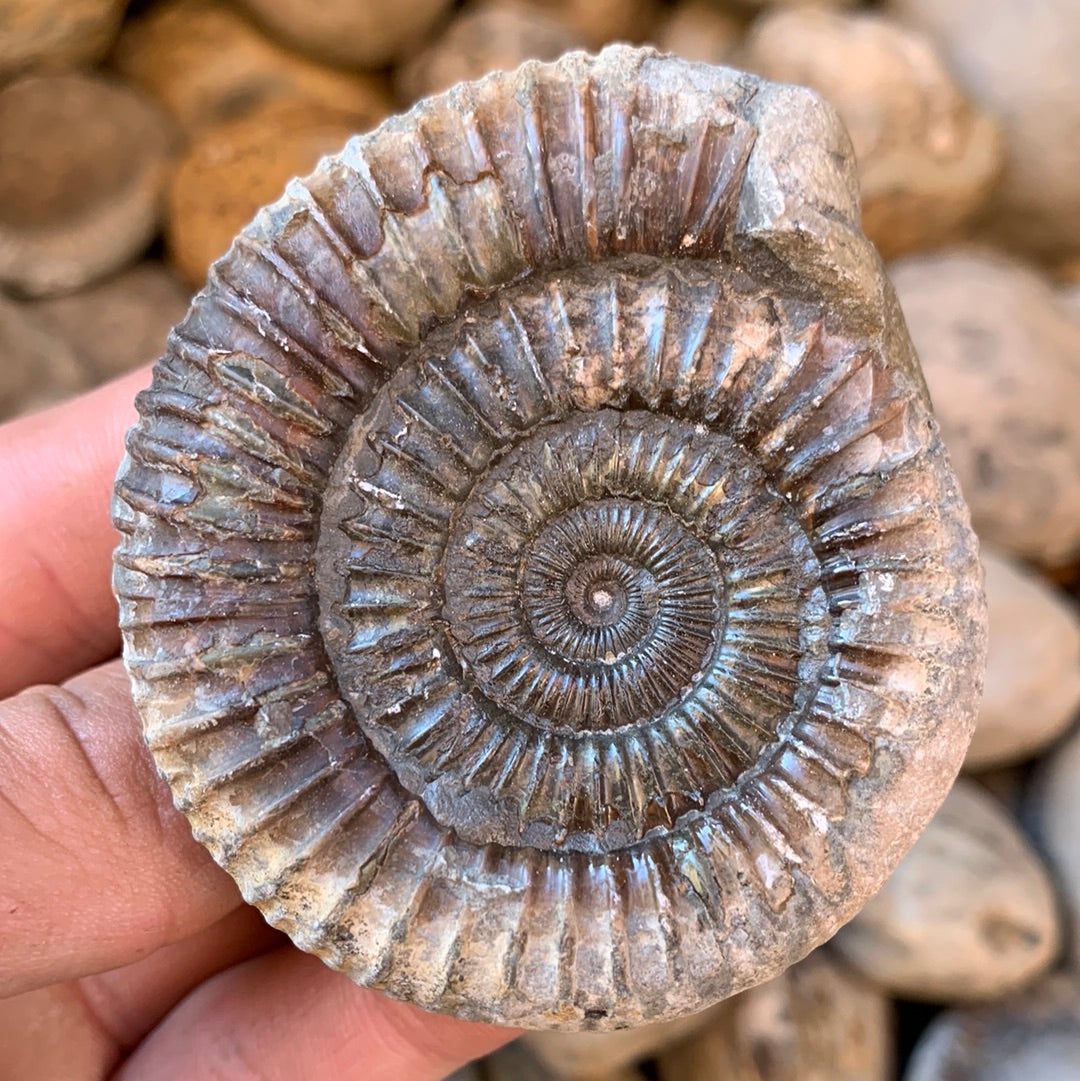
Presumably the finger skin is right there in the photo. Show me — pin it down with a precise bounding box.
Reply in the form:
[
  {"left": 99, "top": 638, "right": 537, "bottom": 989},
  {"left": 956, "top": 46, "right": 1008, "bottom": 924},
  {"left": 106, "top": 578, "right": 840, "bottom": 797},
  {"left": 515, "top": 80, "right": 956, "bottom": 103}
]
[
  {"left": 116, "top": 948, "right": 520, "bottom": 1081},
  {"left": 78, "top": 905, "right": 285, "bottom": 1052},
  {"left": 0, "top": 906, "right": 282, "bottom": 1081},
  {"left": 0, "top": 366, "right": 149, "bottom": 698},
  {"left": 0, "top": 659, "right": 239, "bottom": 996}
]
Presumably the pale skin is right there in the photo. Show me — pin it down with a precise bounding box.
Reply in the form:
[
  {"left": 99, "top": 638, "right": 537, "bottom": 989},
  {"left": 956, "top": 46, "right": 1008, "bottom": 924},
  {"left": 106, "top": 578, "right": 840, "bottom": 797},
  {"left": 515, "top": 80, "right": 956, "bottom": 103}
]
[{"left": 0, "top": 368, "right": 517, "bottom": 1080}]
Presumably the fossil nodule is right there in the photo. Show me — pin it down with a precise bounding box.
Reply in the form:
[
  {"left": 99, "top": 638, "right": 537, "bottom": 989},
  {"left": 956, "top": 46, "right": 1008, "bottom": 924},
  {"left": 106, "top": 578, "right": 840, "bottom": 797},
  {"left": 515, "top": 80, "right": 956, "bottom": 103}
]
[{"left": 113, "top": 47, "right": 987, "bottom": 1030}]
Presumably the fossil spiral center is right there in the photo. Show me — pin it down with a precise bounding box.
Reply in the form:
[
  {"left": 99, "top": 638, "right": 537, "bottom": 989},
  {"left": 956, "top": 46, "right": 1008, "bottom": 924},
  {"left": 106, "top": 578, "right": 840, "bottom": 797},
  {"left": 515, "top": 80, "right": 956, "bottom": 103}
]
[
  {"left": 442, "top": 425, "right": 727, "bottom": 733},
  {"left": 562, "top": 554, "right": 641, "bottom": 631}
]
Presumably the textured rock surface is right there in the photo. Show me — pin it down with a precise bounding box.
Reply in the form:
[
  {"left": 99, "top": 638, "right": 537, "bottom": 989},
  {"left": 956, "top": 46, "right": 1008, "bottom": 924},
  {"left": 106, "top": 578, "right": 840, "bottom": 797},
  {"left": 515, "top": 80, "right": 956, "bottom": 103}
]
[
  {"left": 526, "top": 1004, "right": 725, "bottom": 1077},
  {"left": 166, "top": 100, "right": 364, "bottom": 286},
  {"left": 1032, "top": 728, "right": 1080, "bottom": 967},
  {"left": 395, "top": 2, "right": 584, "bottom": 103},
  {"left": 113, "top": 0, "right": 393, "bottom": 135},
  {"left": 236, "top": 0, "right": 453, "bottom": 68},
  {"left": 888, "top": 0, "right": 1080, "bottom": 261},
  {"left": 114, "top": 47, "right": 986, "bottom": 1029},
  {"left": 740, "top": 9, "right": 1001, "bottom": 259},
  {"left": 966, "top": 551, "right": 1080, "bottom": 770},
  {"left": 0, "top": 74, "right": 175, "bottom": 297},
  {"left": 0, "top": 0, "right": 126, "bottom": 77},
  {"left": 905, "top": 975, "right": 1080, "bottom": 1081},
  {"left": 834, "top": 779, "right": 1060, "bottom": 1002},
  {"left": 890, "top": 250, "right": 1080, "bottom": 567},
  {"left": 656, "top": 949, "right": 892, "bottom": 1081}
]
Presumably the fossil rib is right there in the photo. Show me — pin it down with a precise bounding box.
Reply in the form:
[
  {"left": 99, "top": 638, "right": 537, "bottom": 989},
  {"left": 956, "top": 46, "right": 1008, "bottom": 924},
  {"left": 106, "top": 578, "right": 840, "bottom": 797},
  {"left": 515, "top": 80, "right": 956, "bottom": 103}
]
[{"left": 113, "top": 46, "right": 987, "bottom": 1030}]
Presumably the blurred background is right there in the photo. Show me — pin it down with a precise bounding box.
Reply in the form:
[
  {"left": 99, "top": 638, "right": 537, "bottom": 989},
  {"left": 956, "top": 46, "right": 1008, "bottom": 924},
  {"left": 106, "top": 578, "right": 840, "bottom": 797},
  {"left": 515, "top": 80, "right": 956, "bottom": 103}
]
[{"left": 2, "top": 0, "right": 1079, "bottom": 1078}]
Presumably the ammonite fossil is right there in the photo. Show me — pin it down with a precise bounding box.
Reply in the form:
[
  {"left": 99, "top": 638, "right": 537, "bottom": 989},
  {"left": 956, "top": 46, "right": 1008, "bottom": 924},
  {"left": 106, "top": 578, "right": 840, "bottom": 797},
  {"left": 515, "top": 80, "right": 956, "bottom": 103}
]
[{"left": 113, "top": 47, "right": 988, "bottom": 1030}]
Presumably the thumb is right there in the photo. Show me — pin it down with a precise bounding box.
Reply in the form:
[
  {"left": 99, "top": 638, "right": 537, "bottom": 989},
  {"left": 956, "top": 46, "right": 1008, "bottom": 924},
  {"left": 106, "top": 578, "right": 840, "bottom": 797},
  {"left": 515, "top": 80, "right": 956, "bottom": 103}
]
[{"left": 114, "top": 947, "right": 519, "bottom": 1081}]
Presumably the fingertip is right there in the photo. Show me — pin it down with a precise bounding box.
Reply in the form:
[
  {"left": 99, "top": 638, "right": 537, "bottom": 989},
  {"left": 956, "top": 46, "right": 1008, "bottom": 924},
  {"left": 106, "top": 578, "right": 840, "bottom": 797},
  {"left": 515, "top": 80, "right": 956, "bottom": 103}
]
[{"left": 116, "top": 948, "right": 520, "bottom": 1081}]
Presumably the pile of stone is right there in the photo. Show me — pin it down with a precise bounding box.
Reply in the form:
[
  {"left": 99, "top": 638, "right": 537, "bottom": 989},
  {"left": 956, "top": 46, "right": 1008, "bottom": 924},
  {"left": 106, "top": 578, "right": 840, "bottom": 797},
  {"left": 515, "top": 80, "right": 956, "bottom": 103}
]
[{"left": 2, "top": 2, "right": 1079, "bottom": 1077}]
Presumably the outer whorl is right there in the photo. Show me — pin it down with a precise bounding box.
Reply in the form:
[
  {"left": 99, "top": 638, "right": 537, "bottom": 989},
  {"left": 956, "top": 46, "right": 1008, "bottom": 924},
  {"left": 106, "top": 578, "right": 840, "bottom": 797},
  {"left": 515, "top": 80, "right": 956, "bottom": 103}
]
[{"left": 113, "top": 46, "right": 987, "bottom": 1029}]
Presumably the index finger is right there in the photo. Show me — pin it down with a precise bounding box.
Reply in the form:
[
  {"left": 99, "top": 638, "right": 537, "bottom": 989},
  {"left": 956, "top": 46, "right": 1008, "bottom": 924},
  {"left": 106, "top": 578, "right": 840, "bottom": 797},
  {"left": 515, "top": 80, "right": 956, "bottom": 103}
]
[{"left": 0, "top": 366, "right": 149, "bottom": 698}]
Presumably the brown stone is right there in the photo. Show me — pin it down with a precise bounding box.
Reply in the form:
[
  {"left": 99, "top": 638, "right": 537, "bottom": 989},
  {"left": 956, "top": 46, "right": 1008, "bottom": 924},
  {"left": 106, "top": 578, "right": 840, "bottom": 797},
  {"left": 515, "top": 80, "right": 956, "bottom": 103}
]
[
  {"left": 28, "top": 263, "right": 191, "bottom": 384},
  {"left": 0, "top": 74, "right": 176, "bottom": 297},
  {"left": 655, "top": 949, "right": 892, "bottom": 1081},
  {"left": 833, "top": 779, "right": 1060, "bottom": 1003},
  {"left": 517, "top": 0, "right": 661, "bottom": 48},
  {"left": 0, "top": 262, "right": 190, "bottom": 420},
  {"left": 968, "top": 763, "right": 1029, "bottom": 815},
  {"left": 113, "top": 0, "right": 393, "bottom": 136},
  {"left": 740, "top": 8, "right": 1002, "bottom": 259},
  {"left": 525, "top": 1004, "right": 726, "bottom": 1077},
  {"left": 166, "top": 100, "right": 362, "bottom": 287},
  {"left": 715, "top": 0, "right": 858, "bottom": 9},
  {"left": 965, "top": 551, "right": 1080, "bottom": 770},
  {"left": 0, "top": 0, "right": 125, "bottom": 77},
  {"left": 887, "top": 0, "right": 1080, "bottom": 262},
  {"left": 1054, "top": 258, "right": 1080, "bottom": 286},
  {"left": 114, "top": 47, "right": 987, "bottom": 1030},
  {"left": 236, "top": 0, "right": 453, "bottom": 68},
  {"left": 890, "top": 249, "right": 1080, "bottom": 567},
  {"left": 486, "top": 1040, "right": 649, "bottom": 1081},
  {"left": 652, "top": 2, "right": 744, "bottom": 66},
  {"left": 395, "top": 2, "right": 585, "bottom": 105},
  {"left": 906, "top": 975, "right": 1080, "bottom": 1081}
]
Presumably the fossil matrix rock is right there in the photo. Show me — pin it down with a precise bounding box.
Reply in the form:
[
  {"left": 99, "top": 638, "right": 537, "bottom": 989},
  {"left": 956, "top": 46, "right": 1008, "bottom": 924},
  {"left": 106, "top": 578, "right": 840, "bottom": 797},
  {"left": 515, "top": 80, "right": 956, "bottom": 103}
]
[{"left": 113, "top": 48, "right": 987, "bottom": 1030}]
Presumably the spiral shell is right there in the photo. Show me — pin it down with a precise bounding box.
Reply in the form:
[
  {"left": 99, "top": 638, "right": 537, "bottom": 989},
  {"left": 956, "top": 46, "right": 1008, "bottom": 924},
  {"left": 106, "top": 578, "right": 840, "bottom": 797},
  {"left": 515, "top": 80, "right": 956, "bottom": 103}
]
[{"left": 113, "top": 47, "right": 987, "bottom": 1029}]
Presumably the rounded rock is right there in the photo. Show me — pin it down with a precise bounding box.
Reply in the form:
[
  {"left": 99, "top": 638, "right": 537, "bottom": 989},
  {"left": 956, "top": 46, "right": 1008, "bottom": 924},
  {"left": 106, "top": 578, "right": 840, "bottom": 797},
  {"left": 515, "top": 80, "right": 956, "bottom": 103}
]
[
  {"left": 483, "top": 1042, "right": 650, "bottom": 1081},
  {"left": 0, "top": 294, "right": 84, "bottom": 420},
  {"left": 0, "top": 74, "right": 176, "bottom": 297},
  {"left": 719, "top": 0, "right": 857, "bottom": 9},
  {"left": 1032, "top": 728, "right": 1080, "bottom": 967},
  {"left": 236, "top": 0, "right": 453, "bottom": 69},
  {"left": 966, "top": 551, "right": 1080, "bottom": 770},
  {"left": 395, "top": 2, "right": 585, "bottom": 104},
  {"left": 113, "top": 0, "right": 393, "bottom": 136},
  {"left": 887, "top": 0, "right": 1080, "bottom": 261},
  {"left": 905, "top": 975, "right": 1080, "bottom": 1081},
  {"left": 27, "top": 263, "right": 192, "bottom": 384},
  {"left": 166, "top": 100, "right": 367, "bottom": 287},
  {"left": 833, "top": 778, "right": 1060, "bottom": 1003},
  {"left": 518, "top": 0, "right": 661, "bottom": 48},
  {"left": 525, "top": 1003, "right": 726, "bottom": 1077},
  {"left": 740, "top": 9, "right": 1002, "bottom": 259},
  {"left": 652, "top": 3, "right": 744, "bottom": 66},
  {"left": 890, "top": 249, "right": 1080, "bottom": 568},
  {"left": 0, "top": 0, "right": 126, "bottom": 77},
  {"left": 113, "top": 48, "right": 987, "bottom": 1029},
  {"left": 656, "top": 949, "right": 892, "bottom": 1081}
]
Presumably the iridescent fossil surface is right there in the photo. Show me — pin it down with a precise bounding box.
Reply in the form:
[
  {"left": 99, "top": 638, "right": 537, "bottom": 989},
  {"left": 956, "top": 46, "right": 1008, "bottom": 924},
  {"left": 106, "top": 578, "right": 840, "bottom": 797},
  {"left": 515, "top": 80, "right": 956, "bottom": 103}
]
[{"left": 112, "top": 46, "right": 987, "bottom": 1029}]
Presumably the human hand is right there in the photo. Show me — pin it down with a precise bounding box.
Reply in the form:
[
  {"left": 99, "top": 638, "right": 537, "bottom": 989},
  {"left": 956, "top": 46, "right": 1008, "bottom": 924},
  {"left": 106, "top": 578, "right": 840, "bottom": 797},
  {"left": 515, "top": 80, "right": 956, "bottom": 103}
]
[{"left": 0, "top": 369, "right": 517, "bottom": 1080}]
